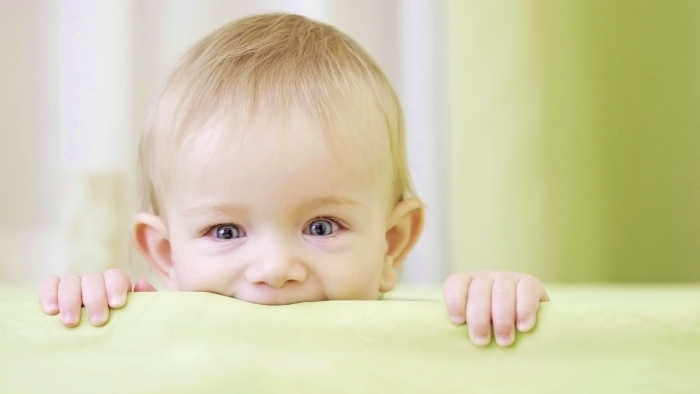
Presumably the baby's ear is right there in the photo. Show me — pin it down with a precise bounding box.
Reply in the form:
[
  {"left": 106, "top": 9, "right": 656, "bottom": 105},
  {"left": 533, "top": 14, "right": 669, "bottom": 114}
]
[
  {"left": 132, "top": 213, "right": 176, "bottom": 290},
  {"left": 380, "top": 197, "right": 424, "bottom": 292}
]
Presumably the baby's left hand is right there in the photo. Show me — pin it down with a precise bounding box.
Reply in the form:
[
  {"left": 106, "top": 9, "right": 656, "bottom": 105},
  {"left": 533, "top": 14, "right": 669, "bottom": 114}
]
[{"left": 443, "top": 271, "right": 549, "bottom": 347}]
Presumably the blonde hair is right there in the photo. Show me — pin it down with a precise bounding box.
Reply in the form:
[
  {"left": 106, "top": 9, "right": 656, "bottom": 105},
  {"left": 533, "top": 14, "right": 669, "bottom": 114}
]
[{"left": 139, "top": 13, "right": 416, "bottom": 214}]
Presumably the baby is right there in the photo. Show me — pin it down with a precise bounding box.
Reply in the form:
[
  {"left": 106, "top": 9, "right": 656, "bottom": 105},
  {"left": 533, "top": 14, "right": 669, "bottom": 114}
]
[{"left": 38, "top": 13, "right": 548, "bottom": 347}]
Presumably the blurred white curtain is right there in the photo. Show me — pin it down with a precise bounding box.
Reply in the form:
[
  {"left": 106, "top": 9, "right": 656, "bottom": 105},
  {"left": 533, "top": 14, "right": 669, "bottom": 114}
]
[
  {"left": 398, "top": 1, "right": 447, "bottom": 284},
  {"left": 0, "top": 0, "right": 447, "bottom": 285}
]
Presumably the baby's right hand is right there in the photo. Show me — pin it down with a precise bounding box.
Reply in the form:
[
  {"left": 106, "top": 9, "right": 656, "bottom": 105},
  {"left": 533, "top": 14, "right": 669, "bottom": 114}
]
[{"left": 38, "top": 269, "right": 157, "bottom": 327}]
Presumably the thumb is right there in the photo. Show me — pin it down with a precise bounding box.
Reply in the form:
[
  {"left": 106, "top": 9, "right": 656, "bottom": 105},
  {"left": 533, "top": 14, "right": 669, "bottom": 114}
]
[{"left": 133, "top": 277, "right": 158, "bottom": 292}]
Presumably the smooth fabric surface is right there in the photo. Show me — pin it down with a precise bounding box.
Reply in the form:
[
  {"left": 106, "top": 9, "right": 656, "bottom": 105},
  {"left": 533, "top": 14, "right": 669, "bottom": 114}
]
[{"left": 1, "top": 285, "right": 699, "bottom": 393}]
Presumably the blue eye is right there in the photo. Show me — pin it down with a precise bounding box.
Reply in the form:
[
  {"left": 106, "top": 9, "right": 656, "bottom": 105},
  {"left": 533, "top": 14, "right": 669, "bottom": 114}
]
[
  {"left": 214, "top": 225, "right": 242, "bottom": 240},
  {"left": 307, "top": 219, "right": 337, "bottom": 236}
]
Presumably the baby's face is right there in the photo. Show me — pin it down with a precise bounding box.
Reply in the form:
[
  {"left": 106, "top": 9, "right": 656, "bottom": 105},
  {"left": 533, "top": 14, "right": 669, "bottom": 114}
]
[{"left": 158, "top": 111, "right": 397, "bottom": 304}]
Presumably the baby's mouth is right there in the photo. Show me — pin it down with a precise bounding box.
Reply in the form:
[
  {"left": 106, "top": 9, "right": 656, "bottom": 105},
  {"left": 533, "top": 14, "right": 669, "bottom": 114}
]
[{"left": 233, "top": 283, "right": 322, "bottom": 305}]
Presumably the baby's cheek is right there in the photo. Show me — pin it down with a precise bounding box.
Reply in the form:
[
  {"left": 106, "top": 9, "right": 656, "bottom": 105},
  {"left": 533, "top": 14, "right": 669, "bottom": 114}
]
[
  {"left": 178, "top": 263, "right": 235, "bottom": 295},
  {"left": 173, "top": 263, "right": 200, "bottom": 291},
  {"left": 331, "top": 255, "right": 385, "bottom": 300},
  {"left": 173, "top": 255, "right": 234, "bottom": 293}
]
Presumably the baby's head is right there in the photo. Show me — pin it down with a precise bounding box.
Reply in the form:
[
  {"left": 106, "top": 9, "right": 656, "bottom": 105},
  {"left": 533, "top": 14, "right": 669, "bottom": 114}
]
[{"left": 133, "top": 13, "right": 424, "bottom": 304}]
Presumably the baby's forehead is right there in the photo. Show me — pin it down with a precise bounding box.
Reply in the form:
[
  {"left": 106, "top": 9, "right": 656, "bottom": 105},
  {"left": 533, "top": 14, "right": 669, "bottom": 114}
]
[
  {"left": 155, "top": 109, "right": 395, "bottom": 218},
  {"left": 185, "top": 106, "right": 391, "bottom": 170},
  {"left": 163, "top": 107, "right": 394, "bottom": 199}
]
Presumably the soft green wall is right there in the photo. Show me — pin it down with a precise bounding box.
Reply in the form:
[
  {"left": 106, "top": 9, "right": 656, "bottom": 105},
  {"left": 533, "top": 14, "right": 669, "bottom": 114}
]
[{"left": 447, "top": 0, "right": 700, "bottom": 282}]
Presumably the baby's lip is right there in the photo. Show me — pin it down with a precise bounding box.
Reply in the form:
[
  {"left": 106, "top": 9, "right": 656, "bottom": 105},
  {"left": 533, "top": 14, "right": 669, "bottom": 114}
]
[{"left": 234, "top": 283, "right": 322, "bottom": 305}]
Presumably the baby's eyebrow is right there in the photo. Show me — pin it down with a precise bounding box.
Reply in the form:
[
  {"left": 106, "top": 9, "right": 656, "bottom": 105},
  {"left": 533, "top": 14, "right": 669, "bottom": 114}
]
[
  {"left": 182, "top": 204, "right": 246, "bottom": 218},
  {"left": 300, "top": 196, "right": 361, "bottom": 209},
  {"left": 182, "top": 196, "right": 360, "bottom": 217}
]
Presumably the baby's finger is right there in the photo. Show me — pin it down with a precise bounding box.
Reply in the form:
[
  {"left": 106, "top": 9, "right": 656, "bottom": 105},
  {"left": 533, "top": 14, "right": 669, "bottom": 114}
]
[
  {"left": 104, "top": 269, "right": 132, "bottom": 308},
  {"left": 466, "top": 276, "right": 494, "bottom": 346},
  {"left": 515, "top": 276, "right": 547, "bottom": 332},
  {"left": 81, "top": 273, "right": 109, "bottom": 326},
  {"left": 57, "top": 275, "right": 83, "bottom": 327},
  {"left": 133, "top": 277, "right": 158, "bottom": 292},
  {"left": 491, "top": 275, "right": 516, "bottom": 346},
  {"left": 443, "top": 273, "right": 472, "bottom": 325},
  {"left": 38, "top": 275, "right": 60, "bottom": 315}
]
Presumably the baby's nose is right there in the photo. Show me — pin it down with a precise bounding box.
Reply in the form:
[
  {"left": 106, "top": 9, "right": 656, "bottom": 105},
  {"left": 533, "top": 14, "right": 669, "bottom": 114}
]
[{"left": 244, "top": 248, "right": 307, "bottom": 288}]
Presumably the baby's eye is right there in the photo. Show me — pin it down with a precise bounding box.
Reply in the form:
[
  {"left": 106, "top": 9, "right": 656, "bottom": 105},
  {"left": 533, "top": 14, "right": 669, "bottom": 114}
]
[
  {"left": 212, "top": 224, "right": 243, "bottom": 240},
  {"left": 305, "top": 219, "right": 339, "bottom": 236}
]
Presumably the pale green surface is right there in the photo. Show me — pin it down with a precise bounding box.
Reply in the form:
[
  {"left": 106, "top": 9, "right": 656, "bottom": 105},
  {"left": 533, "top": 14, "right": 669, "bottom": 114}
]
[{"left": 1, "top": 285, "right": 700, "bottom": 393}]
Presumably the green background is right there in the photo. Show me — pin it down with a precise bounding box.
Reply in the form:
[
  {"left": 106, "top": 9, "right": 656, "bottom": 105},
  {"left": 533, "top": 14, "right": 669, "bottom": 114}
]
[{"left": 447, "top": 0, "right": 700, "bottom": 282}]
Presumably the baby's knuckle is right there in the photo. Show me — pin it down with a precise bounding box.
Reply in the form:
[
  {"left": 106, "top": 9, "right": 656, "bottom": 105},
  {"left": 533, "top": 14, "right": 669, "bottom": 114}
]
[
  {"left": 444, "top": 273, "right": 470, "bottom": 286},
  {"left": 81, "top": 293, "right": 101, "bottom": 305},
  {"left": 82, "top": 272, "right": 102, "bottom": 281},
  {"left": 59, "top": 292, "right": 81, "bottom": 304},
  {"left": 493, "top": 284, "right": 514, "bottom": 295},
  {"left": 39, "top": 276, "right": 59, "bottom": 290},
  {"left": 494, "top": 271, "right": 516, "bottom": 282},
  {"left": 442, "top": 275, "right": 455, "bottom": 287},
  {"left": 468, "top": 288, "right": 490, "bottom": 298},
  {"left": 493, "top": 320, "right": 513, "bottom": 333},
  {"left": 63, "top": 275, "right": 81, "bottom": 283},
  {"left": 492, "top": 292, "right": 508, "bottom": 301},
  {"left": 469, "top": 311, "right": 490, "bottom": 323},
  {"left": 104, "top": 268, "right": 123, "bottom": 277},
  {"left": 517, "top": 278, "right": 537, "bottom": 289},
  {"left": 516, "top": 308, "right": 533, "bottom": 319},
  {"left": 492, "top": 316, "right": 513, "bottom": 326},
  {"left": 520, "top": 275, "right": 540, "bottom": 286},
  {"left": 470, "top": 323, "right": 490, "bottom": 335}
]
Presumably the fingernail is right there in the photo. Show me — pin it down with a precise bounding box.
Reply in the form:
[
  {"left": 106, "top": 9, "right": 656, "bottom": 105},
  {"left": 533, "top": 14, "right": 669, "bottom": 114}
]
[
  {"left": 47, "top": 302, "right": 58, "bottom": 312},
  {"left": 109, "top": 295, "right": 123, "bottom": 307},
  {"left": 517, "top": 319, "right": 531, "bottom": 332},
  {"left": 471, "top": 333, "right": 490, "bottom": 347},
  {"left": 62, "top": 312, "right": 76, "bottom": 325},
  {"left": 450, "top": 315, "right": 464, "bottom": 325},
  {"left": 90, "top": 311, "right": 107, "bottom": 325},
  {"left": 497, "top": 332, "right": 515, "bottom": 346}
]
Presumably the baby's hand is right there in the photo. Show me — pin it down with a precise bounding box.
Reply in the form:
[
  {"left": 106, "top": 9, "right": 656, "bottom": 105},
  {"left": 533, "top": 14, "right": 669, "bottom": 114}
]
[
  {"left": 38, "top": 269, "right": 157, "bottom": 327},
  {"left": 443, "top": 271, "right": 549, "bottom": 347}
]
